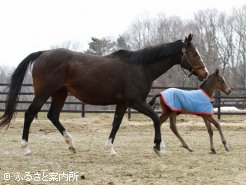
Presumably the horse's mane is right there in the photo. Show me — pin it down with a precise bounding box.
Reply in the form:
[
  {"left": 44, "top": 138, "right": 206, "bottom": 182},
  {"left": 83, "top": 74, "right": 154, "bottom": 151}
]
[{"left": 109, "top": 40, "right": 184, "bottom": 64}]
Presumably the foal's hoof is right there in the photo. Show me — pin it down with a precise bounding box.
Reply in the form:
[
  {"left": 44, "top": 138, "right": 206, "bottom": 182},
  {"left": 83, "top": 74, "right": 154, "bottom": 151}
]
[
  {"left": 186, "top": 147, "right": 194, "bottom": 152},
  {"left": 225, "top": 145, "right": 230, "bottom": 152},
  {"left": 211, "top": 149, "right": 216, "bottom": 154},
  {"left": 181, "top": 145, "right": 194, "bottom": 152},
  {"left": 153, "top": 146, "right": 164, "bottom": 156},
  {"left": 188, "top": 148, "right": 194, "bottom": 152},
  {"left": 68, "top": 146, "right": 76, "bottom": 153}
]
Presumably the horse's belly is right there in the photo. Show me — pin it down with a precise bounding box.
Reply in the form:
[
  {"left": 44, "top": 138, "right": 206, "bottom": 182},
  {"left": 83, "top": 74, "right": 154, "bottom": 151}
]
[{"left": 67, "top": 85, "right": 124, "bottom": 105}]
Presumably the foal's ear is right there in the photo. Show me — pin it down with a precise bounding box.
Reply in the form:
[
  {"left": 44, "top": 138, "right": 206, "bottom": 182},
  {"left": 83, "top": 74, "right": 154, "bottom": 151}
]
[{"left": 215, "top": 68, "right": 219, "bottom": 75}]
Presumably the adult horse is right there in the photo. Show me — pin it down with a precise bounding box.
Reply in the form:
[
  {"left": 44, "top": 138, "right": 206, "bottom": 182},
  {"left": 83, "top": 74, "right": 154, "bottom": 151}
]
[{"left": 0, "top": 34, "right": 208, "bottom": 156}]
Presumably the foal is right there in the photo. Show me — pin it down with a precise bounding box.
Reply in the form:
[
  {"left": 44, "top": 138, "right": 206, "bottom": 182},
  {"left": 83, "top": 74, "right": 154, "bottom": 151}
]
[{"left": 148, "top": 69, "right": 231, "bottom": 153}]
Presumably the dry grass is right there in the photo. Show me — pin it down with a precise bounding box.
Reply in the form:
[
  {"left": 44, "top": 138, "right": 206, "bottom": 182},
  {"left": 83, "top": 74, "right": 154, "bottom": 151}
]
[{"left": 0, "top": 113, "right": 246, "bottom": 184}]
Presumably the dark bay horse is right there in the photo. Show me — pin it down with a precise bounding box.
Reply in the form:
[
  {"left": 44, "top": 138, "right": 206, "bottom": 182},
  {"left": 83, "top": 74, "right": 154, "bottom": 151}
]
[
  {"left": 148, "top": 69, "right": 231, "bottom": 153},
  {"left": 0, "top": 34, "right": 208, "bottom": 156}
]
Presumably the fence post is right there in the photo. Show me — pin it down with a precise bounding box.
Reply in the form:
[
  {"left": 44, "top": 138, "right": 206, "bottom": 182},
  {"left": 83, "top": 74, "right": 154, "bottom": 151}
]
[
  {"left": 81, "top": 103, "right": 85, "bottom": 117},
  {"left": 128, "top": 108, "right": 131, "bottom": 120},
  {"left": 217, "top": 91, "right": 221, "bottom": 120}
]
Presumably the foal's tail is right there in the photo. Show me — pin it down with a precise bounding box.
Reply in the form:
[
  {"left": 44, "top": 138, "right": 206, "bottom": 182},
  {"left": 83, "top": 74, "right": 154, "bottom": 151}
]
[
  {"left": 0, "top": 51, "right": 45, "bottom": 128},
  {"left": 148, "top": 94, "right": 161, "bottom": 106}
]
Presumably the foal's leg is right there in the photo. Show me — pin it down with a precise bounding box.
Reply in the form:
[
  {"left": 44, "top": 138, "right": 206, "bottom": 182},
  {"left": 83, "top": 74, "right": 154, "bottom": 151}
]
[
  {"left": 47, "top": 88, "right": 76, "bottom": 153},
  {"left": 106, "top": 104, "right": 127, "bottom": 156},
  {"left": 132, "top": 101, "right": 164, "bottom": 156},
  {"left": 160, "top": 113, "right": 169, "bottom": 124},
  {"left": 169, "top": 113, "right": 193, "bottom": 152},
  {"left": 159, "top": 101, "right": 171, "bottom": 125},
  {"left": 202, "top": 116, "right": 216, "bottom": 153},
  {"left": 203, "top": 116, "right": 229, "bottom": 152},
  {"left": 21, "top": 96, "right": 49, "bottom": 155}
]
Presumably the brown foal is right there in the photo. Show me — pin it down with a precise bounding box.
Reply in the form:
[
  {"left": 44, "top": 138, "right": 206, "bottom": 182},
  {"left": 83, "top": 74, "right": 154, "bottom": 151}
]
[{"left": 149, "top": 69, "right": 231, "bottom": 153}]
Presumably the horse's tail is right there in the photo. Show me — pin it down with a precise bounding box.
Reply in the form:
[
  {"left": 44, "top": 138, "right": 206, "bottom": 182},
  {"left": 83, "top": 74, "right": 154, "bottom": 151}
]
[
  {"left": 0, "top": 51, "right": 45, "bottom": 128},
  {"left": 148, "top": 94, "right": 161, "bottom": 106}
]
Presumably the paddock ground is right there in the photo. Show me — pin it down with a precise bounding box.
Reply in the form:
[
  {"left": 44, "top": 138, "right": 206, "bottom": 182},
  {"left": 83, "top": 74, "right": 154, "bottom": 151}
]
[{"left": 0, "top": 113, "right": 246, "bottom": 185}]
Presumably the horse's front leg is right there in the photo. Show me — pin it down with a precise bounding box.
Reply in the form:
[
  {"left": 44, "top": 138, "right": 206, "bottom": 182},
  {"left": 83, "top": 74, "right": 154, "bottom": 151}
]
[
  {"left": 132, "top": 101, "right": 165, "bottom": 156},
  {"left": 106, "top": 104, "right": 127, "bottom": 156}
]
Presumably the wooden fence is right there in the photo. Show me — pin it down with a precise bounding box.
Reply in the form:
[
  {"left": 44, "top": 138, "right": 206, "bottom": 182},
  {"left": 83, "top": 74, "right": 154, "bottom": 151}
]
[{"left": 0, "top": 84, "right": 245, "bottom": 120}]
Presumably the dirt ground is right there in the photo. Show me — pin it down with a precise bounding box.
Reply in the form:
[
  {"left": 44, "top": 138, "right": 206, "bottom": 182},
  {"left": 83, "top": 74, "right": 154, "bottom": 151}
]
[{"left": 0, "top": 113, "right": 246, "bottom": 185}]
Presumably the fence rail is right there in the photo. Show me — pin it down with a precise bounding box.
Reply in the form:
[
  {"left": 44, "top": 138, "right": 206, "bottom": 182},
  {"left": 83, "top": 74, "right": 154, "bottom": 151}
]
[{"left": 0, "top": 83, "right": 245, "bottom": 119}]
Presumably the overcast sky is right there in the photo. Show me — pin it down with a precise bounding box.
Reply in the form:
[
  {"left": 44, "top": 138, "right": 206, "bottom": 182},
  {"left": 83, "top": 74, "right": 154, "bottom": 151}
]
[{"left": 0, "top": 0, "right": 245, "bottom": 67}]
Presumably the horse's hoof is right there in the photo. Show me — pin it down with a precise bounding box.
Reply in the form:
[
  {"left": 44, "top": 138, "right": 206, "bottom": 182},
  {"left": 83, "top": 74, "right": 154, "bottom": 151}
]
[
  {"left": 23, "top": 149, "right": 32, "bottom": 156},
  {"left": 153, "top": 146, "right": 164, "bottom": 156},
  {"left": 105, "top": 147, "right": 117, "bottom": 156},
  {"left": 106, "top": 146, "right": 117, "bottom": 156},
  {"left": 105, "top": 140, "right": 117, "bottom": 156},
  {"left": 68, "top": 146, "right": 76, "bottom": 153},
  {"left": 24, "top": 151, "right": 32, "bottom": 156},
  {"left": 22, "top": 146, "right": 32, "bottom": 156},
  {"left": 110, "top": 150, "right": 117, "bottom": 156}
]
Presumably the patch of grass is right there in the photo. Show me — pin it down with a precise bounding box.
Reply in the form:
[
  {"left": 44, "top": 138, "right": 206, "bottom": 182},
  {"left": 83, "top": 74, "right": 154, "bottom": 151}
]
[{"left": 0, "top": 116, "right": 245, "bottom": 184}]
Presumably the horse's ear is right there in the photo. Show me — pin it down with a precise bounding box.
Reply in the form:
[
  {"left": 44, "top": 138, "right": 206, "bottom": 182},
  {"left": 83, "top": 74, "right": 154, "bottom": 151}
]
[
  {"left": 188, "top": 34, "right": 193, "bottom": 42},
  {"left": 184, "top": 36, "right": 188, "bottom": 42},
  {"left": 184, "top": 34, "right": 193, "bottom": 46}
]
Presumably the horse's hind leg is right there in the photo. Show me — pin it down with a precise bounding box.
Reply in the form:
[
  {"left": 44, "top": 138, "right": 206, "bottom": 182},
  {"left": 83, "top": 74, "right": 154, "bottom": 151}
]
[
  {"left": 132, "top": 101, "right": 164, "bottom": 156},
  {"left": 22, "top": 96, "right": 49, "bottom": 155},
  {"left": 106, "top": 104, "right": 127, "bottom": 156},
  {"left": 202, "top": 116, "right": 216, "bottom": 153},
  {"left": 47, "top": 88, "right": 76, "bottom": 153},
  {"left": 169, "top": 113, "right": 193, "bottom": 152},
  {"left": 204, "top": 116, "right": 229, "bottom": 152}
]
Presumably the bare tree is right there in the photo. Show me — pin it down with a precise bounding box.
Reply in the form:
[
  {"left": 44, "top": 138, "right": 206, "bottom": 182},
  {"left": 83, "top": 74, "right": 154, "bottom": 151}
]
[
  {"left": 51, "top": 40, "right": 83, "bottom": 51},
  {"left": 232, "top": 6, "right": 246, "bottom": 88}
]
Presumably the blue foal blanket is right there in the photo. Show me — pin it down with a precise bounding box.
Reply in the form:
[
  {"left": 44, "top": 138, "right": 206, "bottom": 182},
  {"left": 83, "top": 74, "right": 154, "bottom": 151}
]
[{"left": 160, "top": 88, "right": 214, "bottom": 115}]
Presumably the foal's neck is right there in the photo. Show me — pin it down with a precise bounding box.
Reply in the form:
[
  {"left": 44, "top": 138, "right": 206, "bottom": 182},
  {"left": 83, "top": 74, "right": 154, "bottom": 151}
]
[{"left": 200, "top": 78, "right": 216, "bottom": 98}]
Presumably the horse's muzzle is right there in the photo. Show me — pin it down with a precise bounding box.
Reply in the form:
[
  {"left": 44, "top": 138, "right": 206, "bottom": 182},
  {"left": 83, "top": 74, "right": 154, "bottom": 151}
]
[{"left": 197, "top": 70, "right": 209, "bottom": 81}]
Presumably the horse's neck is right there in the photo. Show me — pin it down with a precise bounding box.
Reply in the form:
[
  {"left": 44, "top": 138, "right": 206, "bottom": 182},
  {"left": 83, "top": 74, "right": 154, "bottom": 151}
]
[
  {"left": 200, "top": 79, "right": 216, "bottom": 98},
  {"left": 147, "top": 55, "right": 181, "bottom": 81}
]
